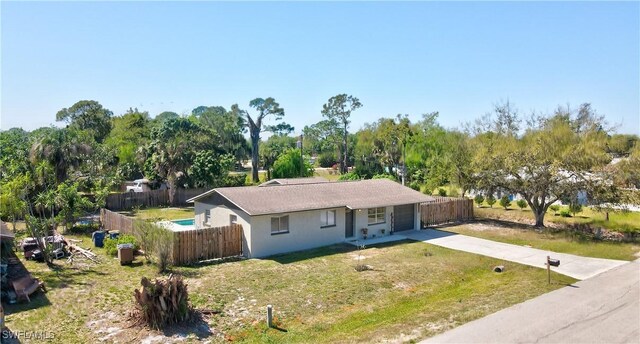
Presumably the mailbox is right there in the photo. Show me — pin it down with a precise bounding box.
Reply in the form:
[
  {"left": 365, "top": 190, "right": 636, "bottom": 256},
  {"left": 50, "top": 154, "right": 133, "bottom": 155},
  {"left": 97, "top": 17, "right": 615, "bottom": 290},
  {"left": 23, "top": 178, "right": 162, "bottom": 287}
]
[{"left": 548, "top": 258, "right": 560, "bottom": 267}]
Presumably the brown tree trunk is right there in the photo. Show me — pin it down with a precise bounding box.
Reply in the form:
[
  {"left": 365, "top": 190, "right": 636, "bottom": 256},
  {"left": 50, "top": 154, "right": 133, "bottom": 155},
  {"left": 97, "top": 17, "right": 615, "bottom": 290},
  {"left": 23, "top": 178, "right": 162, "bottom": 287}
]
[
  {"left": 342, "top": 123, "right": 348, "bottom": 174},
  {"left": 167, "top": 174, "right": 177, "bottom": 206},
  {"left": 534, "top": 209, "right": 545, "bottom": 227},
  {"left": 250, "top": 128, "right": 260, "bottom": 183}
]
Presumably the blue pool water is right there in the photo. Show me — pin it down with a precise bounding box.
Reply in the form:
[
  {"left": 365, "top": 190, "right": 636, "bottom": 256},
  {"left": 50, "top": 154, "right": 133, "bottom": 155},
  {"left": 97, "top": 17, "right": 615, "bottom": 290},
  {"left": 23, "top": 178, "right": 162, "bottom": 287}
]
[{"left": 172, "top": 219, "right": 195, "bottom": 226}]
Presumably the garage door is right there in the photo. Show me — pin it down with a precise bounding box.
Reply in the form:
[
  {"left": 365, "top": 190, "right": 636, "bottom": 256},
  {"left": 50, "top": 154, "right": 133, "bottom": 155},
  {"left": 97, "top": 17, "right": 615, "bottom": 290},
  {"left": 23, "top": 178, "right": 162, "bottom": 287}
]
[{"left": 393, "top": 204, "right": 415, "bottom": 231}]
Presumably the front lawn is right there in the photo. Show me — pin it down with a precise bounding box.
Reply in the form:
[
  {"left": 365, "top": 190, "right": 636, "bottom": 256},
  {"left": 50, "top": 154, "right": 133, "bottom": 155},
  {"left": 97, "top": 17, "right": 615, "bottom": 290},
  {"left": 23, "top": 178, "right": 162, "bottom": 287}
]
[
  {"left": 475, "top": 204, "right": 640, "bottom": 233},
  {"left": 441, "top": 222, "right": 640, "bottom": 261},
  {"left": 5, "top": 233, "right": 575, "bottom": 343}
]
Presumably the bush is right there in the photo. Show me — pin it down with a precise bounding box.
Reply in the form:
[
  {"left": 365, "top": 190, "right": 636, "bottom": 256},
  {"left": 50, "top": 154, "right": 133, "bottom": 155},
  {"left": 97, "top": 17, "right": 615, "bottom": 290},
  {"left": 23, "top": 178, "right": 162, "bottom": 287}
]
[
  {"left": 409, "top": 181, "right": 421, "bottom": 191},
  {"left": 372, "top": 173, "right": 396, "bottom": 181},
  {"left": 549, "top": 204, "right": 560, "bottom": 215},
  {"left": 516, "top": 199, "right": 527, "bottom": 210},
  {"left": 438, "top": 188, "right": 447, "bottom": 197},
  {"left": 569, "top": 202, "right": 583, "bottom": 217},
  {"left": 317, "top": 152, "right": 336, "bottom": 168},
  {"left": 223, "top": 173, "right": 247, "bottom": 187},
  {"left": 560, "top": 209, "right": 571, "bottom": 217},
  {"left": 338, "top": 171, "right": 362, "bottom": 181},
  {"left": 104, "top": 234, "right": 139, "bottom": 256},
  {"left": 486, "top": 196, "right": 496, "bottom": 208},
  {"left": 135, "top": 221, "right": 174, "bottom": 273},
  {"left": 499, "top": 196, "right": 512, "bottom": 210},
  {"left": 474, "top": 194, "right": 485, "bottom": 207}
]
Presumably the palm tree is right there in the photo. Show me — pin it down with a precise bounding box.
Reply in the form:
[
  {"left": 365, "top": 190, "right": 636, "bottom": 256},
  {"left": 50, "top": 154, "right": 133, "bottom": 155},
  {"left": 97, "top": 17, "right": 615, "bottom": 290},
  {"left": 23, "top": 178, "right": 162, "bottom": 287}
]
[{"left": 30, "top": 128, "right": 92, "bottom": 184}]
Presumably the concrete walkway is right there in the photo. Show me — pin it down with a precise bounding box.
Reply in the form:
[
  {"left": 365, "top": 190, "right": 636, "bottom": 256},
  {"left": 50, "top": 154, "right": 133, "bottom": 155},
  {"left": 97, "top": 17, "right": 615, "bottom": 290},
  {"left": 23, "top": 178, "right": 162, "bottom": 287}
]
[
  {"left": 422, "top": 260, "right": 640, "bottom": 343},
  {"left": 404, "top": 229, "right": 628, "bottom": 280}
]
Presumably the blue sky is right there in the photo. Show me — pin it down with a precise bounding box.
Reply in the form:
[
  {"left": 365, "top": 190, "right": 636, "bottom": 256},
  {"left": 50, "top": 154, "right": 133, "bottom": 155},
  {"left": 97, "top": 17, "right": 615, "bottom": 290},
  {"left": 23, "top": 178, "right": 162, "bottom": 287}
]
[{"left": 2, "top": 1, "right": 639, "bottom": 134}]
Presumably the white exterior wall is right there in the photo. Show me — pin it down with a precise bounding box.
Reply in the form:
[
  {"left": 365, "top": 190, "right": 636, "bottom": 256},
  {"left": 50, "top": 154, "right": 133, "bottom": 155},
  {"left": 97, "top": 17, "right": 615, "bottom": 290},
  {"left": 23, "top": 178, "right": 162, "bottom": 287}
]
[
  {"left": 352, "top": 206, "right": 393, "bottom": 239},
  {"left": 248, "top": 208, "right": 346, "bottom": 258},
  {"left": 194, "top": 201, "right": 252, "bottom": 258}
]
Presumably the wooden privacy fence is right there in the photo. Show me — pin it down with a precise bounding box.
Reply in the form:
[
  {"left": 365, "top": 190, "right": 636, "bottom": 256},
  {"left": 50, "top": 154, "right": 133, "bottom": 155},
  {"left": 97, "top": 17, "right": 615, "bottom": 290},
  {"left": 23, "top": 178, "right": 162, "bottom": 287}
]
[
  {"left": 100, "top": 208, "right": 135, "bottom": 234},
  {"left": 172, "top": 225, "right": 243, "bottom": 265},
  {"left": 106, "top": 188, "right": 209, "bottom": 211},
  {"left": 420, "top": 197, "right": 474, "bottom": 227},
  {"left": 100, "top": 209, "right": 243, "bottom": 264}
]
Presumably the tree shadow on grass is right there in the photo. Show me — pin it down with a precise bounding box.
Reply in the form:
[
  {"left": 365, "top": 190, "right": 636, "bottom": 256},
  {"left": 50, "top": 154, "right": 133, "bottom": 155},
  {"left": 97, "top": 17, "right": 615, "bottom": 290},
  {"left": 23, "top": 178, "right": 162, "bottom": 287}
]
[{"left": 160, "top": 310, "right": 214, "bottom": 340}]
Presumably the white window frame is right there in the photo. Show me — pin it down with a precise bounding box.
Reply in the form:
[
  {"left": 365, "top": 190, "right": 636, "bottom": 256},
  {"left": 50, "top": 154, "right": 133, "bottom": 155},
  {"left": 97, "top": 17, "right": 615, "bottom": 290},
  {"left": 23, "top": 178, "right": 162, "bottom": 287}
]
[
  {"left": 204, "top": 209, "right": 211, "bottom": 225},
  {"left": 320, "top": 210, "right": 337, "bottom": 228},
  {"left": 367, "top": 207, "right": 386, "bottom": 225},
  {"left": 271, "top": 215, "right": 289, "bottom": 235}
]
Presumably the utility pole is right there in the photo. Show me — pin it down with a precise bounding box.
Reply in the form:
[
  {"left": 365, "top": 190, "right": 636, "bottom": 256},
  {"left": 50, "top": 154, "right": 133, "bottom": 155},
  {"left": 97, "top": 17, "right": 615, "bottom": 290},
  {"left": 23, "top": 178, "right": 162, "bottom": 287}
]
[{"left": 297, "top": 134, "right": 304, "bottom": 177}]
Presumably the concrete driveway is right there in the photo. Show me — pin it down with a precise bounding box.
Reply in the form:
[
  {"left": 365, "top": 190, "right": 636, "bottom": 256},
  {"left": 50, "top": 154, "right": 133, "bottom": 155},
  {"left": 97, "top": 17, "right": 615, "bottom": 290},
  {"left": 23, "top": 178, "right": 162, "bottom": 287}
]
[
  {"left": 422, "top": 260, "right": 640, "bottom": 343},
  {"left": 404, "top": 229, "right": 628, "bottom": 280}
]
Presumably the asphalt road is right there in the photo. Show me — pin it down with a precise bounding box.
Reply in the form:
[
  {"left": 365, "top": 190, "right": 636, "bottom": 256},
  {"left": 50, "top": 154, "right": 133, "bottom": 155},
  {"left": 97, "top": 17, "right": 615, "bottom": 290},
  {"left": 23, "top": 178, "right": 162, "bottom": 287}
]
[{"left": 423, "top": 260, "right": 640, "bottom": 344}]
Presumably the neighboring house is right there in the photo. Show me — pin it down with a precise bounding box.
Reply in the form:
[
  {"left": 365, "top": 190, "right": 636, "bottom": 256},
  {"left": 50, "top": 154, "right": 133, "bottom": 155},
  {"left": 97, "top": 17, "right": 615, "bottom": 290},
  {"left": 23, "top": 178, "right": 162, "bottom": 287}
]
[
  {"left": 259, "top": 176, "right": 329, "bottom": 187},
  {"left": 187, "top": 179, "right": 435, "bottom": 258}
]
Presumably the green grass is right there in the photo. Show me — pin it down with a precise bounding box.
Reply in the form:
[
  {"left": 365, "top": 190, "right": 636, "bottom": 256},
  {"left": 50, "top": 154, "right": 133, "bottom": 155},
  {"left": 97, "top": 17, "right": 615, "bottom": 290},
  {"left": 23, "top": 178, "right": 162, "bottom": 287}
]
[
  {"left": 442, "top": 222, "right": 640, "bottom": 261},
  {"left": 313, "top": 168, "right": 342, "bottom": 181},
  {"left": 475, "top": 204, "right": 640, "bottom": 233},
  {"left": 123, "top": 206, "right": 194, "bottom": 221},
  {"left": 5, "top": 237, "right": 575, "bottom": 343}
]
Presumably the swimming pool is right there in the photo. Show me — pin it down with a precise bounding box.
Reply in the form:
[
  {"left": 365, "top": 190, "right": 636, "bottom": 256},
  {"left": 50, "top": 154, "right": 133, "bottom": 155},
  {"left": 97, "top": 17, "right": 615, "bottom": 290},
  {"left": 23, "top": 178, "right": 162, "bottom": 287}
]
[{"left": 172, "top": 218, "right": 195, "bottom": 226}]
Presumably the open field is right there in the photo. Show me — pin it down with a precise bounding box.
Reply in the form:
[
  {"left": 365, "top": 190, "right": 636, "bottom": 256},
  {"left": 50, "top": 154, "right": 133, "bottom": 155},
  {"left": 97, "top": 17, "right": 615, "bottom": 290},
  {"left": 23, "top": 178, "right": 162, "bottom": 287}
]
[
  {"left": 313, "top": 168, "right": 342, "bottom": 181},
  {"left": 475, "top": 204, "right": 640, "bottom": 233},
  {"left": 439, "top": 222, "right": 640, "bottom": 261},
  {"left": 4, "top": 233, "right": 575, "bottom": 343}
]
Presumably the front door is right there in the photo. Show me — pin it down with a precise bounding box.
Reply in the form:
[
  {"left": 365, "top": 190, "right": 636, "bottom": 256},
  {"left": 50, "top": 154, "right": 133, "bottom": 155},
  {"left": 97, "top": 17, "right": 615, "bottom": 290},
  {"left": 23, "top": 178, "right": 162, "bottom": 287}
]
[{"left": 345, "top": 209, "right": 354, "bottom": 238}]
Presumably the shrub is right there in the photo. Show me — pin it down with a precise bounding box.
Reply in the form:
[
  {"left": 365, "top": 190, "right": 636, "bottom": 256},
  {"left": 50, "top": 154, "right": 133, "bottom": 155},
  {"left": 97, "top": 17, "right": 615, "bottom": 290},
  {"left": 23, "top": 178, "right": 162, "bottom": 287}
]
[
  {"left": 486, "top": 196, "right": 497, "bottom": 208},
  {"left": 104, "top": 234, "right": 138, "bottom": 256},
  {"left": 317, "top": 152, "right": 336, "bottom": 168},
  {"left": 409, "top": 181, "right": 421, "bottom": 191},
  {"left": 135, "top": 221, "right": 174, "bottom": 273},
  {"left": 224, "top": 173, "right": 247, "bottom": 187},
  {"left": 549, "top": 204, "right": 560, "bottom": 215},
  {"left": 372, "top": 173, "right": 396, "bottom": 181},
  {"left": 516, "top": 199, "right": 527, "bottom": 210},
  {"left": 499, "top": 196, "right": 512, "bottom": 210},
  {"left": 560, "top": 209, "right": 571, "bottom": 217},
  {"left": 474, "top": 194, "right": 485, "bottom": 207},
  {"left": 338, "top": 171, "right": 362, "bottom": 181},
  {"left": 438, "top": 188, "right": 447, "bottom": 197},
  {"left": 569, "top": 202, "right": 583, "bottom": 217}
]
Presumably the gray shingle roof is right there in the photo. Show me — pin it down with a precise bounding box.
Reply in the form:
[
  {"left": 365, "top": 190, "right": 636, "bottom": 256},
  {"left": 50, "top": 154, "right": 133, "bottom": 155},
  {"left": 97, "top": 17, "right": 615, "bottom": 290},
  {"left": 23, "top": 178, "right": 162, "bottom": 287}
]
[{"left": 189, "top": 179, "right": 435, "bottom": 216}]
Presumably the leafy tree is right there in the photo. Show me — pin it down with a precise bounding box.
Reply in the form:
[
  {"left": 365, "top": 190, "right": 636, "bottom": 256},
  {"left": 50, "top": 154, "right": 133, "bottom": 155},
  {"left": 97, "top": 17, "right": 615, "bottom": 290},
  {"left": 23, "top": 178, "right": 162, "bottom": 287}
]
[
  {"left": 154, "top": 111, "right": 179, "bottom": 124},
  {"left": 445, "top": 130, "right": 476, "bottom": 196},
  {"left": 321, "top": 94, "right": 362, "bottom": 174},
  {"left": 271, "top": 149, "right": 314, "bottom": 179},
  {"left": 472, "top": 103, "right": 611, "bottom": 227},
  {"left": 245, "top": 98, "right": 285, "bottom": 182},
  {"left": 569, "top": 202, "right": 583, "bottom": 217},
  {"left": 56, "top": 100, "right": 113, "bottom": 143},
  {"left": 304, "top": 119, "right": 343, "bottom": 167},
  {"left": 474, "top": 194, "right": 485, "bottom": 207},
  {"left": 188, "top": 151, "right": 234, "bottom": 188},
  {"left": 0, "top": 174, "right": 31, "bottom": 229},
  {"left": 499, "top": 195, "right": 512, "bottom": 210},
  {"left": 486, "top": 195, "right": 496, "bottom": 208},
  {"left": 55, "top": 182, "right": 93, "bottom": 232},
  {"left": 516, "top": 199, "right": 527, "bottom": 210},
  {"left": 260, "top": 135, "right": 297, "bottom": 180},
  {"left": 266, "top": 122, "right": 295, "bottom": 136},
  {"left": 405, "top": 113, "right": 449, "bottom": 191},
  {"left": 30, "top": 128, "right": 93, "bottom": 184},
  {"left": 144, "top": 118, "right": 210, "bottom": 205},
  {"left": 197, "top": 105, "right": 247, "bottom": 166},
  {"left": 106, "top": 108, "right": 151, "bottom": 174},
  {"left": 0, "top": 128, "right": 30, "bottom": 181}
]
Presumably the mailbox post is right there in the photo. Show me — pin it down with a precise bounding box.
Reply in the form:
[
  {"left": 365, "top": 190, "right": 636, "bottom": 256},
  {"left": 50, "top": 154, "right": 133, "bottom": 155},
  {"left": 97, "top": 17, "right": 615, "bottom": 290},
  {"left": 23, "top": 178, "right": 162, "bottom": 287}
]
[{"left": 546, "top": 256, "right": 560, "bottom": 284}]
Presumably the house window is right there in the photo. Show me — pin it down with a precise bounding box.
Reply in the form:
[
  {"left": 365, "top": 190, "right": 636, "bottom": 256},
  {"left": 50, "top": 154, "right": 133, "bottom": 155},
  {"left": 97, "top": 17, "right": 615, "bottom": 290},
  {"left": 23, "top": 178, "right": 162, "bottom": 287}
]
[
  {"left": 320, "top": 210, "right": 336, "bottom": 228},
  {"left": 204, "top": 209, "right": 211, "bottom": 225},
  {"left": 230, "top": 214, "right": 237, "bottom": 225},
  {"left": 271, "top": 215, "right": 289, "bottom": 235},
  {"left": 368, "top": 207, "right": 386, "bottom": 225}
]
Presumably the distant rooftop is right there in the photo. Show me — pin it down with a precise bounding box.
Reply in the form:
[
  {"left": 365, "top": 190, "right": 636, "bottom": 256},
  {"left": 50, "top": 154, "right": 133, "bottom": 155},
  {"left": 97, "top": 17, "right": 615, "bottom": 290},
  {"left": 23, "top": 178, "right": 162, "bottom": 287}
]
[
  {"left": 188, "top": 179, "right": 435, "bottom": 216},
  {"left": 259, "top": 177, "right": 329, "bottom": 187}
]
